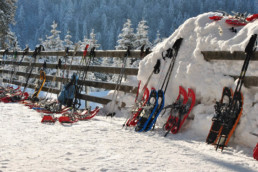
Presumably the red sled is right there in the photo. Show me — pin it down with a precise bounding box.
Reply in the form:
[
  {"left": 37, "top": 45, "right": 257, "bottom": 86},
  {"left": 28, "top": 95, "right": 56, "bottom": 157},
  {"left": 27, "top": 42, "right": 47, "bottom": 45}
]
[
  {"left": 246, "top": 14, "right": 258, "bottom": 22},
  {"left": 209, "top": 16, "right": 223, "bottom": 21},
  {"left": 41, "top": 115, "right": 57, "bottom": 123},
  {"left": 225, "top": 19, "right": 247, "bottom": 26},
  {"left": 254, "top": 143, "right": 258, "bottom": 161}
]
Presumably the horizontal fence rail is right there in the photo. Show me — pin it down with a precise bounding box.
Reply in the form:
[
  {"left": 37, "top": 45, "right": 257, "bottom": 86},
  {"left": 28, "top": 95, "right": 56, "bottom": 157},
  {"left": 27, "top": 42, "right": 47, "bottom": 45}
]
[
  {"left": 0, "top": 50, "right": 150, "bottom": 59},
  {"left": 0, "top": 69, "right": 138, "bottom": 93},
  {"left": 2, "top": 79, "right": 112, "bottom": 104},
  {"left": 0, "top": 61, "right": 139, "bottom": 75},
  {"left": 201, "top": 51, "right": 258, "bottom": 61}
]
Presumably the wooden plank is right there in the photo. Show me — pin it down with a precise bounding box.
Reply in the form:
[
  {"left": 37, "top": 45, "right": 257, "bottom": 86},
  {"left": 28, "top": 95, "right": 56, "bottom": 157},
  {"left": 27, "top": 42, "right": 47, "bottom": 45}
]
[
  {"left": 230, "top": 75, "right": 258, "bottom": 87},
  {"left": 0, "top": 61, "right": 139, "bottom": 75},
  {"left": 0, "top": 69, "right": 138, "bottom": 93},
  {"left": 0, "top": 50, "right": 150, "bottom": 58},
  {"left": 2, "top": 79, "right": 112, "bottom": 105},
  {"left": 202, "top": 51, "right": 258, "bottom": 61}
]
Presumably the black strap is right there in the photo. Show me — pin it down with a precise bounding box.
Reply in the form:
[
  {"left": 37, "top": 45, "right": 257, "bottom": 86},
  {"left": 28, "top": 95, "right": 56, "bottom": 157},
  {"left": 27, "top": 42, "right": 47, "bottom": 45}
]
[{"left": 153, "top": 59, "right": 160, "bottom": 74}]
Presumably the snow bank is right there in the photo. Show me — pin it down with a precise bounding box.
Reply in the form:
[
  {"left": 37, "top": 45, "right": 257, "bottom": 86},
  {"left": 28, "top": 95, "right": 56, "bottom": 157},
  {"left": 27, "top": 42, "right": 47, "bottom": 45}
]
[{"left": 137, "top": 12, "right": 258, "bottom": 148}]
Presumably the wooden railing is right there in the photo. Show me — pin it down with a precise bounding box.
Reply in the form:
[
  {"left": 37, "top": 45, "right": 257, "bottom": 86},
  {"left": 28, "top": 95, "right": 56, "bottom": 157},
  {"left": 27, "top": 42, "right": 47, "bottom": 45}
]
[
  {"left": 0, "top": 50, "right": 257, "bottom": 106},
  {"left": 0, "top": 50, "right": 148, "bottom": 105},
  {"left": 201, "top": 51, "right": 258, "bottom": 87}
]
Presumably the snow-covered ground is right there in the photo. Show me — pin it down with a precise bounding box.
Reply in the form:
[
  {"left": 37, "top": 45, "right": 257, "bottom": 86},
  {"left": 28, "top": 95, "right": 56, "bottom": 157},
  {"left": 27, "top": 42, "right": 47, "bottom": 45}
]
[{"left": 0, "top": 102, "right": 257, "bottom": 172}]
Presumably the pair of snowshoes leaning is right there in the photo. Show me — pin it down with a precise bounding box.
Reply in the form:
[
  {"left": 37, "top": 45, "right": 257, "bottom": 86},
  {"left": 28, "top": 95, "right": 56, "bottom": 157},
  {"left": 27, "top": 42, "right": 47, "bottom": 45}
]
[
  {"left": 41, "top": 106, "right": 100, "bottom": 124},
  {"left": 206, "top": 87, "right": 243, "bottom": 151},
  {"left": 163, "top": 86, "right": 196, "bottom": 137}
]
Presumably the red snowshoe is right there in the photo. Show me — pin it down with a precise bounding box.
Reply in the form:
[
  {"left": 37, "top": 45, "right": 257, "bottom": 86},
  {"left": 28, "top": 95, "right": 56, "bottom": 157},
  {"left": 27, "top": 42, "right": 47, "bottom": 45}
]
[
  {"left": 75, "top": 106, "right": 100, "bottom": 120},
  {"left": 58, "top": 112, "right": 79, "bottom": 124},
  {"left": 254, "top": 143, "right": 258, "bottom": 161},
  {"left": 41, "top": 115, "right": 57, "bottom": 123},
  {"left": 126, "top": 86, "right": 150, "bottom": 127},
  {"left": 209, "top": 16, "right": 223, "bottom": 21},
  {"left": 225, "top": 19, "right": 247, "bottom": 26},
  {"left": 246, "top": 14, "right": 258, "bottom": 22},
  {"left": 163, "top": 86, "right": 188, "bottom": 134},
  {"left": 0, "top": 92, "right": 29, "bottom": 103}
]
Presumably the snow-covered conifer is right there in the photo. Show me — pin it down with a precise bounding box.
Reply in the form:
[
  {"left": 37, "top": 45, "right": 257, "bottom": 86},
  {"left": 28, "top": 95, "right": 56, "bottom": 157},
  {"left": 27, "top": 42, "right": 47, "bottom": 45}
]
[
  {"left": 134, "top": 19, "right": 152, "bottom": 49},
  {"left": 115, "top": 19, "right": 136, "bottom": 50},
  {"left": 0, "top": 0, "right": 17, "bottom": 49},
  {"left": 153, "top": 30, "right": 162, "bottom": 47},
  {"left": 64, "top": 30, "right": 73, "bottom": 49}
]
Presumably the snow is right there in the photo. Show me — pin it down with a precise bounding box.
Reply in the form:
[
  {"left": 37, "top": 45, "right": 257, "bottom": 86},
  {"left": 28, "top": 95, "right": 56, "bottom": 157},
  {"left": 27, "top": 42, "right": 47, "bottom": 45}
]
[
  {"left": 131, "top": 12, "right": 258, "bottom": 149},
  {"left": 0, "top": 102, "right": 258, "bottom": 172}
]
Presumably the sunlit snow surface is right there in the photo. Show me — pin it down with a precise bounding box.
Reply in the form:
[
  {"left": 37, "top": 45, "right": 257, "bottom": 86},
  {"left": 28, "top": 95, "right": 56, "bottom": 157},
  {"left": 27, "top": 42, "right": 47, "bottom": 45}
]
[{"left": 0, "top": 102, "right": 257, "bottom": 172}]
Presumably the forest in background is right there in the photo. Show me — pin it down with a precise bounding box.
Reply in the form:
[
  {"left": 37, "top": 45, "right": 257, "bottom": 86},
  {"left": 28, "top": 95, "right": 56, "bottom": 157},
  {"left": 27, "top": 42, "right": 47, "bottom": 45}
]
[{"left": 12, "top": 0, "right": 257, "bottom": 50}]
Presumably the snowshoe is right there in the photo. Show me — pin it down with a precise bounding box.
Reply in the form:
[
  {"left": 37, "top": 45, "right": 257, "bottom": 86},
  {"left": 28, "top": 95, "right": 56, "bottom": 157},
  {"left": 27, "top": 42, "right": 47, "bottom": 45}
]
[
  {"left": 215, "top": 91, "right": 243, "bottom": 151},
  {"left": 41, "top": 115, "right": 57, "bottom": 123},
  {"left": 253, "top": 143, "right": 258, "bottom": 161},
  {"left": 209, "top": 16, "right": 223, "bottom": 21},
  {"left": 135, "top": 88, "right": 158, "bottom": 132},
  {"left": 144, "top": 89, "right": 164, "bottom": 132},
  {"left": 58, "top": 112, "right": 78, "bottom": 124},
  {"left": 126, "top": 86, "right": 149, "bottom": 127},
  {"left": 75, "top": 106, "right": 100, "bottom": 120},
  {"left": 206, "top": 87, "right": 233, "bottom": 144},
  {"left": 163, "top": 86, "right": 188, "bottom": 137}
]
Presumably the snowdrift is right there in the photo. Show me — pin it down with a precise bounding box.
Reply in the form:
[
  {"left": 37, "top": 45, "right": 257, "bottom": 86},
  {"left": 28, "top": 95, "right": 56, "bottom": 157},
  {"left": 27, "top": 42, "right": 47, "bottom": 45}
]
[{"left": 135, "top": 12, "right": 258, "bottom": 148}]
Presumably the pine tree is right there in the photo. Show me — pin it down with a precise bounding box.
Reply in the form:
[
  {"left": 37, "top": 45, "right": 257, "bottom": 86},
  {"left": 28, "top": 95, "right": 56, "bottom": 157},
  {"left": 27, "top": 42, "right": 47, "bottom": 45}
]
[
  {"left": 64, "top": 30, "right": 73, "bottom": 49},
  {"left": 134, "top": 19, "right": 152, "bottom": 49},
  {"left": 89, "top": 29, "right": 100, "bottom": 49},
  {"left": 115, "top": 19, "right": 136, "bottom": 50},
  {"left": 41, "top": 21, "right": 64, "bottom": 87},
  {"left": 0, "top": 0, "right": 17, "bottom": 49},
  {"left": 153, "top": 30, "right": 162, "bottom": 47},
  {"left": 43, "top": 21, "right": 64, "bottom": 51}
]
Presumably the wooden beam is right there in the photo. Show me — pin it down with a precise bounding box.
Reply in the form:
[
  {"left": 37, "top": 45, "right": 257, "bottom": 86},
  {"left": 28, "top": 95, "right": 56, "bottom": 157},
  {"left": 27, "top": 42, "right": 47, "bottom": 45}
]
[
  {"left": 0, "top": 50, "right": 151, "bottom": 58},
  {"left": 202, "top": 51, "right": 258, "bottom": 61},
  {"left": 230, "top": 75, "right": 258, "bottom": 87},
  {"left": 0, "top": 61, "right": 139, "bottom": 75},
  {"left": 0, "top": 69, "right": 138, "bottom": 93},
  {"left": 2, "top": 79, "right": 112, "bottom": 105}
]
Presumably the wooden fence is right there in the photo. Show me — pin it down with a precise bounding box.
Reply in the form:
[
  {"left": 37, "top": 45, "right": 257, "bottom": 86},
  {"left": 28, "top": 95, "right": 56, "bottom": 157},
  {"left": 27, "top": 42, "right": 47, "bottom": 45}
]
[
  {"left": 0, "top": 50, "right": 147, "bottom": 105},
  {"left": 0, "top": 50, "right": 257, "bottom": 106}
]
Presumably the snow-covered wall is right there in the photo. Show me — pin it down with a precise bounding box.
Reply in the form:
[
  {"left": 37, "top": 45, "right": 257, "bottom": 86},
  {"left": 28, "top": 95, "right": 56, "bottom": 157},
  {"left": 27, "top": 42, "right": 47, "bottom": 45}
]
[{"left": 137, "top": 12, "right": 258, "bottom": 147}]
